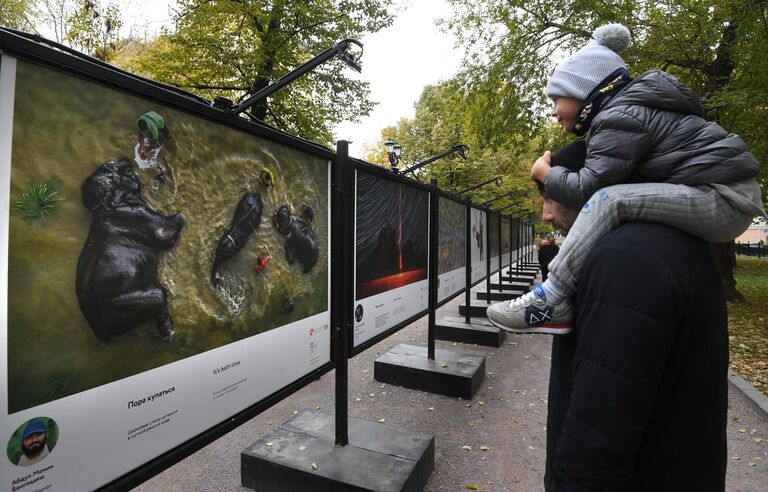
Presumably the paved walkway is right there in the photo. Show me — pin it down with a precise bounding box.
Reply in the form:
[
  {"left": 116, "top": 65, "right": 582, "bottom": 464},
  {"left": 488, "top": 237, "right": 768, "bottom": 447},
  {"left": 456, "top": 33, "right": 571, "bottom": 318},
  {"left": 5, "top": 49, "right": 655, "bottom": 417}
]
[{"left": 135, "top": 286, "right": 768, "bottom": 491}]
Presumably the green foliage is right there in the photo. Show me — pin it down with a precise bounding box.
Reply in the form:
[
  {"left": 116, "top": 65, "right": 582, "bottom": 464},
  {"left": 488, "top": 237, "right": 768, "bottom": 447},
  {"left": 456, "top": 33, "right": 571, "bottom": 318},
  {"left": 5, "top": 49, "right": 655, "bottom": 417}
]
[
  {"left": 14, "top": 179, "right": 64, "bottom": 223},
  {"left": 64, "top": 0, "right": 123, "bottom": 61},
  {"left": 124, "top": 0, "right": 395, "bottom": 145},
  {"left": 378, "top": 0, "right": 766, "bottom": 228},
  {"left": 0, "top": 0, "right": 39, "bottom": 30},
  {"left": 440, "top": 0, "right": 768, "bottom": 204},
  {"left": 729, "top": 255, "right": 768, "bottom": 396}
]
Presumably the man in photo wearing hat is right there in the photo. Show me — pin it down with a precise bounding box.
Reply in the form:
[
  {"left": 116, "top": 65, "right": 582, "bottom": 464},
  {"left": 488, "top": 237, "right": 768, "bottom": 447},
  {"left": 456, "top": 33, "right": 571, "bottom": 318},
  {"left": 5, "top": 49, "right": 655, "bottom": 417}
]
[{"left": 16, "top": 421, "right": 51, "bottom": 466}]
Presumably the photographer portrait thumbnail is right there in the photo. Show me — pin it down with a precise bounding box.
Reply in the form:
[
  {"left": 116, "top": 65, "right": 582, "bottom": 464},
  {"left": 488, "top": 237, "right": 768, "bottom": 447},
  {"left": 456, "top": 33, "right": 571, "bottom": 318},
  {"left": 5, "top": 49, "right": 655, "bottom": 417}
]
[{"left": 7, "top": 418, "right": 58, "bottom": 466}]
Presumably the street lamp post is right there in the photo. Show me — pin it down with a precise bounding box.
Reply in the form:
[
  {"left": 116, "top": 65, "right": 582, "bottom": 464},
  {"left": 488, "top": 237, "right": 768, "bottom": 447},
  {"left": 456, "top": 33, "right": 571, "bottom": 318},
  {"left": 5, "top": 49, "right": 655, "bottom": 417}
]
[
  {"left": 385, "top": 141, "right": 467, "bottom": 175},
  {"left": 385, "top": 139, "right": 402, "bottom": 172}
]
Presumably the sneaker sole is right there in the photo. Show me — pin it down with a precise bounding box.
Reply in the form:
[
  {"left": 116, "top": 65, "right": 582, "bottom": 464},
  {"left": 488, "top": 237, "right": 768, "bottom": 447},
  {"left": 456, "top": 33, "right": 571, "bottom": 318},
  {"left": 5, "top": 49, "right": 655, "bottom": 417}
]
[{"left": 487, "top": 317, "right": 572, "bottom": 335}]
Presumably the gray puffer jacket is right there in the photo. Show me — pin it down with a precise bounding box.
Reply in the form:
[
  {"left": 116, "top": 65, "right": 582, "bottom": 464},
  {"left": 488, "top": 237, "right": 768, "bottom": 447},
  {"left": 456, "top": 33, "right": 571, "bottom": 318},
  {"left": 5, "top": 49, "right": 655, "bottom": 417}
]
[{"left": 545, "top": 70, "right": 764, "bottom": 216}]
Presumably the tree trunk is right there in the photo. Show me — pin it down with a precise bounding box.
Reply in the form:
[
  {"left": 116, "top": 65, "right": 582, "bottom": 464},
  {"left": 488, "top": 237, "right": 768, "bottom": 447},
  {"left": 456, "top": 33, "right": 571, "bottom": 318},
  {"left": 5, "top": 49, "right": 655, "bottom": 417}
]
[{"left": 705, "top": 16, "right": 745, "bottom": 301}]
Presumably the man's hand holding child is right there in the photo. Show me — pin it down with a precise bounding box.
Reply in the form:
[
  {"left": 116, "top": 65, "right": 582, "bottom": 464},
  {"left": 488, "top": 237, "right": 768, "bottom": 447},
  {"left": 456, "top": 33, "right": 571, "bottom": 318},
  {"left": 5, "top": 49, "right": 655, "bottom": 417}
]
[{"left": 531, "top": 150, "right": 552, "bottom": 184}]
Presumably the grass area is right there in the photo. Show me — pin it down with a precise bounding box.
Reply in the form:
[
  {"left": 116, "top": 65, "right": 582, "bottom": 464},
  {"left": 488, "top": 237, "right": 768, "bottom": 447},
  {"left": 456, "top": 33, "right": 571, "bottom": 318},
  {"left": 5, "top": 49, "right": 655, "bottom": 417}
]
[{"left": 728, "top": 255, "right": 768, "bottom": 396}]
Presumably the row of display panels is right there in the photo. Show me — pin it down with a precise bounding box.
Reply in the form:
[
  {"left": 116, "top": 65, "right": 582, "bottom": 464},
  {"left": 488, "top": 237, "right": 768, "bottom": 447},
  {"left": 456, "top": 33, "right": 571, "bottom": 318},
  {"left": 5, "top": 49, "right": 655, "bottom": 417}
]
[
  {"left": 351, "top": 171, "right": 524, "bottom": 350},
  {"left": 0, "top": 41, "right": 533, "bottom": 491}
]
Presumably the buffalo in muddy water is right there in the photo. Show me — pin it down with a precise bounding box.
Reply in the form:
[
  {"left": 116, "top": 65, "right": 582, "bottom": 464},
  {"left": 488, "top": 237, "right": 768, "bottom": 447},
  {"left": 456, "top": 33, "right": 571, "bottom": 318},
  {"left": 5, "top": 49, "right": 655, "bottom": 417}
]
[
  {"left": 211, "top": 192, "right": 263, "bottom": 286},
  {"left": 76, "top": 159, "right": 184, "bottom": 342},
  {"left": 271, "top": 204, "right": 319, "bottom": 274}
]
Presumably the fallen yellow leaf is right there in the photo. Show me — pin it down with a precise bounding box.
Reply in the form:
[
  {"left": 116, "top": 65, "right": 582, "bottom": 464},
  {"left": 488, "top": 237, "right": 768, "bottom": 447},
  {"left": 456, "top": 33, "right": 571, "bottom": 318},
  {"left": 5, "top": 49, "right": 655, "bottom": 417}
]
[
  {"left": 378, "top": 418, "right": 385, "bottom": 423},
  {"left": 466, "top": 484, "right": 479, "bottom": 490},
  {"left": 311, "top": 463, "right": 318, "bottom": 470},
  {"left": 480, "top": 446, "right": 489, "bottom": 451},
  {"left": 462, "top": 445, "right": 472, "bottom": 451}
]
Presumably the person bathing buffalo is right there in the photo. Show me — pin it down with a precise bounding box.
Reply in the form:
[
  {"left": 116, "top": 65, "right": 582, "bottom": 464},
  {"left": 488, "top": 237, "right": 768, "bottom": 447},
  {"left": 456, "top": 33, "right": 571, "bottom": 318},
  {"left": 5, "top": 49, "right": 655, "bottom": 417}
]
[
  {"left": 77, "top": 159, "right": 184, "bottom": 342},
  {"left": 271, "top": 204, "right": 319, "bottom": 274}
]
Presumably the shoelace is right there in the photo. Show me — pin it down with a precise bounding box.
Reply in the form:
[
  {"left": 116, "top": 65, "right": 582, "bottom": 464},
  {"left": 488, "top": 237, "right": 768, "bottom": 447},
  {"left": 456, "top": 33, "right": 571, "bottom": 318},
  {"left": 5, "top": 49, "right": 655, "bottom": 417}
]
[{"left": 505, "top": 290, "right": 541, "bottom": 311}]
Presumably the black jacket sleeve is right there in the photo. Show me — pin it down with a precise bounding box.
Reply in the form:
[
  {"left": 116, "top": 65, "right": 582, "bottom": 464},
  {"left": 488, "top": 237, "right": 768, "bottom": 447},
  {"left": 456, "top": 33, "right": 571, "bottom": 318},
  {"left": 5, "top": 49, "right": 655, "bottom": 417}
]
[{"left": 547, "top": 237, "right": 684, "bottom": 491}]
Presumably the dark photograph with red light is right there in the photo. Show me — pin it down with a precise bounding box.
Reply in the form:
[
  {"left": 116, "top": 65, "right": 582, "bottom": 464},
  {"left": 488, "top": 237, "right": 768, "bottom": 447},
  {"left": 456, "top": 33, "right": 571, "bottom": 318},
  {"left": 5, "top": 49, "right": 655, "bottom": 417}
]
[{"left": 355, "top": 172, "right": 429, "bottom": 300}]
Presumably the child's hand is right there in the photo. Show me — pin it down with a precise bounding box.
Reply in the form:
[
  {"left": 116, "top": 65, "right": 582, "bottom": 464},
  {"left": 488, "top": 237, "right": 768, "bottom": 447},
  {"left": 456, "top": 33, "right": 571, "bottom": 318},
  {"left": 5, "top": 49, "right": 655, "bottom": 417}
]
[{"left": 531, "top": 151, "right": 552, "bottom": 183}]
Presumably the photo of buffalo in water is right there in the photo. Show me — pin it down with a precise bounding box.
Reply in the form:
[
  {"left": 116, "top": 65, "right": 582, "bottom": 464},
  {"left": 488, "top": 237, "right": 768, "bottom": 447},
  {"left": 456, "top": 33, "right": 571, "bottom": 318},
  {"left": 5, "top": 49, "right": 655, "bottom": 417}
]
[
  {"left": 6, "top": 59, "right": 329, "bottom": 413},
  {"left": 355, "top": 172, "right": 429, "bottom": 300},
  {"left": 77, "top": 159, "right": 184, "bottom": 342},
  {"left": 211, "top": 193, "right": 263, "bottom": 287}
]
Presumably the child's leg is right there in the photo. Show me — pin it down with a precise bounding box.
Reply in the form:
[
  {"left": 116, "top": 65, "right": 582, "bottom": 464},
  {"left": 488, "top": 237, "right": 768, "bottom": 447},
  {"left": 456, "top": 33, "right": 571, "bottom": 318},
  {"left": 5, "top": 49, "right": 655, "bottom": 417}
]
[{"left": 545, "top": 182, "right": 753, "bottom": 299}]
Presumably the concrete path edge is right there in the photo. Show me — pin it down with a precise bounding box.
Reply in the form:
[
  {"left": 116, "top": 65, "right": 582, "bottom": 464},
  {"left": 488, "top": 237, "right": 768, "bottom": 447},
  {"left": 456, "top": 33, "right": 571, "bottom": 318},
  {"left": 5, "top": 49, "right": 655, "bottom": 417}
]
[{"left": 728, "top": 369, "right": 768, "bottom": 422}]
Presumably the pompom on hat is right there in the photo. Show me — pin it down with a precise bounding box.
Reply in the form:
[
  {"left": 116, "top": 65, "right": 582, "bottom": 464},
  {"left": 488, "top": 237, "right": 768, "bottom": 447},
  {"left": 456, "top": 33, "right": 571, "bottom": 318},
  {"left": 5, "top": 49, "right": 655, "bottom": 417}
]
[{"left": 546, "top": 24, "right": 632, "bottom": 101}]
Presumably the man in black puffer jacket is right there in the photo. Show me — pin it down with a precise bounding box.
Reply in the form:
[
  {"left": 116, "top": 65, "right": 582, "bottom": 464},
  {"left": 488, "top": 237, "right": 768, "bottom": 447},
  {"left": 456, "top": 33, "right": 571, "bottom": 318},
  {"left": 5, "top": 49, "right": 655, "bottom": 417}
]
[{"left": 540, "top": 192, "right": 728, "bottom": 491}]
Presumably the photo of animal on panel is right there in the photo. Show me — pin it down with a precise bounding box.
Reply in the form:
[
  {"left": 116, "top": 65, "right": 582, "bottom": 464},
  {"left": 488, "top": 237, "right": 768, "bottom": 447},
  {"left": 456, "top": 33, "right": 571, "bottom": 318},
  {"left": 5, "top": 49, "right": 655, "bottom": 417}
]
[
  {"left": 489, "top": 214, "right": 500, "bottom": 262},
  {"left": 437, "top": 196, "right": 466, "bottom": 275},
  {"left": 470, "top": 208, "right": 486, "bottom": 284},
  {"left": 355, "top": 172, "right": 429, "bottom": 300},
  {"left": 5, "top": 59, "right": 329, "bottom": 413}
]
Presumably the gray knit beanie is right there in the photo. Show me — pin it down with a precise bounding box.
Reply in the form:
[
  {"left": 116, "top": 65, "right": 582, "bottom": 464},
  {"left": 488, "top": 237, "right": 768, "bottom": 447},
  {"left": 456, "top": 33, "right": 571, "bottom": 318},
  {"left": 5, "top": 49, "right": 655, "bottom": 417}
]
[{"left": 546, "top": 24, "right": 632, "bottom": 101}]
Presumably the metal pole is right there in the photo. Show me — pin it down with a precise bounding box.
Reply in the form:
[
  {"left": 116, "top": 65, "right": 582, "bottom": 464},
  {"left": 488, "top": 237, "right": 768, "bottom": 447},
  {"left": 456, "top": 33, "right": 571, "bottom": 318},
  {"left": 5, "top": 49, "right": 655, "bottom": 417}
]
[
  {"left": 507, "top": 216, "right": 513, "bottom": 277},
  {"left": 496, "top": 212, "right": 503, "bottom": 292},
  {"left": 493, "top": 201, "right": 524, "bottom": 214},
  {"left": 428, "top": 179, "right": 439, "bottom": 360},
  {"left": 485, "top": 208, "right": 491, "bottom": 305},
  {"left": 527, "top": 219, "right": 534, "bottom": 265},
  {"left": 232, "top": 39, "right": 362, "bottom": 115},
  {"left": 401, "top": 144, "right": 469, "bottom": 176},
  {"left": 479, "top": 191, "right": 519, "bottom": 207},
  {"left": 465, "top": 202, "right": 472, "bottom": 324},
  {"left": 456, "top": 176, "right": 502, "bottom": 195},
  {"left": 333, "top": 141, "right": 352, "bottom": 446}
]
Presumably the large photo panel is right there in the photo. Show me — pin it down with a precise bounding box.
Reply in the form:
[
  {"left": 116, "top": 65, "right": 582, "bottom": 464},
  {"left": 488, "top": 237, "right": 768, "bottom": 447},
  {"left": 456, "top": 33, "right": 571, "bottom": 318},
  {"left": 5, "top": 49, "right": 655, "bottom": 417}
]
[
  {"left": 470, "top": 208, "right": 486, "bottom": 284},
  {"left": 353, "top": 171, "right": 429, "bottom": 348},
  {"left": 1, "top": 55, "right": 330, "bottom": 491},
  {"left": 489, "top": 213, "right": 500, "bottom": 273},
  {"left": 437, "top": 196, "right": 466, "bottom": 303}
]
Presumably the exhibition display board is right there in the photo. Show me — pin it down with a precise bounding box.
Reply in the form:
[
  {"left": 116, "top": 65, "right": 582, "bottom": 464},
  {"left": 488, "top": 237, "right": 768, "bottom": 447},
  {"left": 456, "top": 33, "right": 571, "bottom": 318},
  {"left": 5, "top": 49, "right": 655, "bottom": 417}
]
[
  {"left": 469, "top": 208, "right": 487, "bottom": 285},
  {"left": 436, "top": 195, "right": 467, "bottom": 303},
  {"left": 488, "top": 213, "right": 500, "bottom": 274},
  {"left": 352, "top": 170, "right": 430, "bottom": 349},
  {"left": 501, "top": 218, "right": 511, "bottom": 268},
  {"left": 0, "top": 45, "right": 331, "bottom": 491},
  {"left": 0, "top": 28, "right": 536, "bottom": 491}
]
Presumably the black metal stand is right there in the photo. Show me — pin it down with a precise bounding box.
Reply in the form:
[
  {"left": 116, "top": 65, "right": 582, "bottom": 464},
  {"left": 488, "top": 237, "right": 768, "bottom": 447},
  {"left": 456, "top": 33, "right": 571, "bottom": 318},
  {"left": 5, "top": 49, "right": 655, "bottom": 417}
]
[
  {"left": 375, "top": 181, "right": 486, "bottom": 397},
  {"left": 242, "top": 142, "right": 435, "bottom": 492}
]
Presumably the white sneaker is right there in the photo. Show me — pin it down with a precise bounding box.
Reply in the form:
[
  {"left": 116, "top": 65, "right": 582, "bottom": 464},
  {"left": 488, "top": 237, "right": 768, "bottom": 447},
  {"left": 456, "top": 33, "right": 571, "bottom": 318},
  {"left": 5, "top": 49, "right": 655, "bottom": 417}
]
[{"left": 486, "top": 284, "right": 573, "bottom": 335}]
